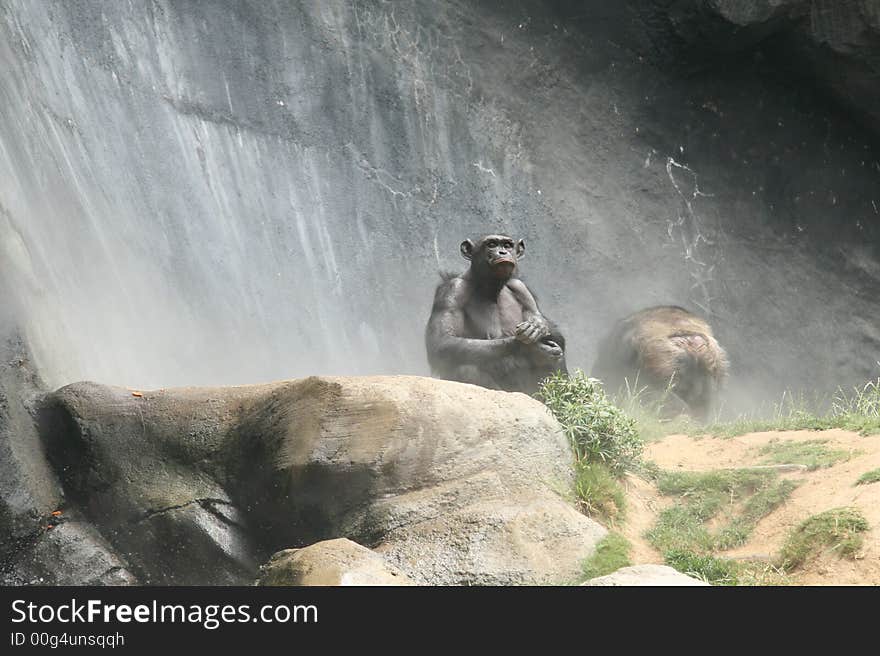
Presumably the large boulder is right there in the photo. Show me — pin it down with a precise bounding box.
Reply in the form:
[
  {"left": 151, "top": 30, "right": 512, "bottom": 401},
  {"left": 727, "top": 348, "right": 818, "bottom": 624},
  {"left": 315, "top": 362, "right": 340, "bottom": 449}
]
[
  {"left": 258, "top": 539, "right": 415, "bottom": 586},
  {"left": 37, "top": 375, "right": 606, "bottom": 585}
]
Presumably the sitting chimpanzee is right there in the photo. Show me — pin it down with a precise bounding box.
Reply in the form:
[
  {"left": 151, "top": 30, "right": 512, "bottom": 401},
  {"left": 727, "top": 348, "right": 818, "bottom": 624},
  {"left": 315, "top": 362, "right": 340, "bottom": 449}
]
[{"left": 425, "top": 234, "right": 567, "bottom": 394}]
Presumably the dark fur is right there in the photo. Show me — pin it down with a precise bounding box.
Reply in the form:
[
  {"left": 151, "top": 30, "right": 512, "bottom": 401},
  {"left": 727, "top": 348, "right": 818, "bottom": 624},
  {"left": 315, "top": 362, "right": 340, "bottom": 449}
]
[{"left": 425, "top": 236, "right": 567, "bottom": 395}]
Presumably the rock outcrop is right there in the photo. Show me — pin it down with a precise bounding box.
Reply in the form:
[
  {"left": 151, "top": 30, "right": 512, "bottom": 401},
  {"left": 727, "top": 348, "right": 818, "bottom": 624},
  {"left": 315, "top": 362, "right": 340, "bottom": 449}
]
[
  {"left": 0, "top": 334, "right": 136, "bottom": 585},
  {"left": 31, "top": 375, "right": 605, "bottom": 585}
]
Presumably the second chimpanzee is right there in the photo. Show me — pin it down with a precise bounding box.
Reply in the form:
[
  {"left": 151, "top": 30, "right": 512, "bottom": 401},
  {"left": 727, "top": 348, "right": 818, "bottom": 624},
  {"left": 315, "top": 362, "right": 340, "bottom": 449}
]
[{"left": 425, "top": 234, "right": 567, "bottom": 394}]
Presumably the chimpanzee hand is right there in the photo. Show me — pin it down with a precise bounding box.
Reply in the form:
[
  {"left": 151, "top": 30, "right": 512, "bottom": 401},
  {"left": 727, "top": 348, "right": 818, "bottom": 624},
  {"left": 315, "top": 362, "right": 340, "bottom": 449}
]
[
  {"left": 530, "top": 338, "right": 564, "bottom": 364},
  {"left": 515, "top": 316, "right": 551, "bottom": 344}
]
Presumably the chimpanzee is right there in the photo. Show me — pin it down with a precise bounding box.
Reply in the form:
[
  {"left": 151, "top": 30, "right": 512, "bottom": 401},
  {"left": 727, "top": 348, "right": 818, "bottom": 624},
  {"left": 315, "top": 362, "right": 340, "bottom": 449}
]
[{"left": 425, "top": 234, "right": 567, "bottom": 394}]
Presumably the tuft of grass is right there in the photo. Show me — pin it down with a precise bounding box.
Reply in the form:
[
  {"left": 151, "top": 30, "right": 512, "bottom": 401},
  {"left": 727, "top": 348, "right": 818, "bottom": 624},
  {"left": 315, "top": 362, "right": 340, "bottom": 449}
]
[
  {"left": 538, "top": 370, "right": 643, "bottom": 475},
  {"left": 614, "top": 378, "right": 880, "bottom": 441},
  {"left": 778, "top": 507, "right": 869, "bottom": 571},
  {"left": 733, "top": 560, "right": 795, "bottom": 586},
  {"left": 573, "top": 461, "right": 626, "bottom": 522},
  {"left": 855, "top": 468, "right": 880, "bottom": 486},
  {"left": 830, "top": 379, "right": 880, "bottom": 435},
  {"left": 757, "top": 439, "right": 854, "bottom": 471},
  {"left": 664, "top": 549, "right": 739, "bottom": 585},
  {"left": 646, "top": 505, "right": 715, "bottom": 554},
  {"left": 609, "top": 375, "right": 697, "bottom": 442},
  {"left": 581, "top": 533, "right": 632, "bottom": 581},
  {"left": 657, "top": 468, "right": 775, "bottom": 498},
  {"left": 703, "top": 381, "right": 880, "bottom": 438}
]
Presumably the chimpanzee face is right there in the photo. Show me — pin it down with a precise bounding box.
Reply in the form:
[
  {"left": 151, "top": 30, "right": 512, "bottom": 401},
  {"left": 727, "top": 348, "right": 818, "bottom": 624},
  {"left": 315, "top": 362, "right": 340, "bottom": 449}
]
[{"left": 460, "top": 235, "right": 526, "bottom": 279}]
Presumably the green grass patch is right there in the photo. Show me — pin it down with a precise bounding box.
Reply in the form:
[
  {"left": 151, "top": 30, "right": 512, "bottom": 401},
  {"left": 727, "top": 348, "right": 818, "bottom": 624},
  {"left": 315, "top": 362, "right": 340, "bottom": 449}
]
[
  {"left": 757, "top": 439, "right": 854, "bottom": 471},
  {"left": 664, "top": 549, "right": 739, "bottom": 585},
  {"left": 778, "top": 507, "right": 869, "bottom": 571},
  {"left": 646, "top": 467, "right": 799, "bottom": 584},
  {"left": 701, "top": 382, "right": 880, "bottom": 438},
  {"left": 732, "top": 561, "right": 795, "bottom": 586},
  {"left": 573, "top": 461, "right": 626, "bottom": 522},
  {"left": 581, "top": 533, "right": 632, "bottom": 581},
  {"left": 855, "top": 468, "right": 880, "bottom": 486},
  {"left": 649, "top": 468, "right": 793, "bottom": 553},
  {"left": 611, "top": 378, "right": 880, "bottom": 441},
  {"left": 830, "top": 379, "right": 880, "bottom": 435},
  {"left": 646, "top": 505, "right": 715, "bottom": 554}
]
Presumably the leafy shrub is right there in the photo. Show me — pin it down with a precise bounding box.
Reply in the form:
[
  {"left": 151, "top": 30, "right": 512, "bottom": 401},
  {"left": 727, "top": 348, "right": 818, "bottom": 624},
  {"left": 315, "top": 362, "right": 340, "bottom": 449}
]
[{"left": 538, "top": 370, "right": 643, "bottom": 475}]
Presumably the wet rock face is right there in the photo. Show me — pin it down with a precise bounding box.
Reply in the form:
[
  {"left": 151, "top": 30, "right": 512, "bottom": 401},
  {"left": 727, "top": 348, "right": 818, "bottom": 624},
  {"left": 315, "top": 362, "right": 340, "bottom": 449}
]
[
  {"left": 1, "top": 0, "right": 879, "bottom": 410},
  {"left": 33, "top": 375, "right": 605, "bottom": 586},
  {"left": 657, "top": 0, "right": 880, "bottom": 133}
]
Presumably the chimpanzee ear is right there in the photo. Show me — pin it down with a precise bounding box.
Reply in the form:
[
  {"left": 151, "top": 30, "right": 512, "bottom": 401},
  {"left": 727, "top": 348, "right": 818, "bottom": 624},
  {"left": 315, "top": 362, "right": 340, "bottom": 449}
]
[
  {"left": 460, "top": 240, "right": 475, "bottom": 260},
  {"left": 515, "top": 239, "right": 525, "bottom": 258}
]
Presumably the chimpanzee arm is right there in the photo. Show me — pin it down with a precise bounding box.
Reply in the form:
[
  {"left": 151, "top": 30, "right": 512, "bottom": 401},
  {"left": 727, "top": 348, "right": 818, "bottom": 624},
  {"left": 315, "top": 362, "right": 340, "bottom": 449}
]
[
  {"left": 425, "top": 278, "right": 518, "bottom": 367},
  {"left": 506, "top": 278, "right": 551, "bottom": 343}
]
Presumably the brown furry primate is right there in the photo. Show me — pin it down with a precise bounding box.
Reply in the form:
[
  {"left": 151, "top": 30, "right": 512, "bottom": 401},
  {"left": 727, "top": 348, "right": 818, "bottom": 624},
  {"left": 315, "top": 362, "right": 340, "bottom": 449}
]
[{"left": 592, "top": 306, "right": 729, "bottom": 421}]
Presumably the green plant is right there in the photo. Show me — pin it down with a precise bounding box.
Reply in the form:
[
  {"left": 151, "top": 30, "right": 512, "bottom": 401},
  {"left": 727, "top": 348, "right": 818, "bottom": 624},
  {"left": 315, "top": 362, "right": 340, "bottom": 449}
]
[
  {"left": 778, "top": 507, "right": 869, "bottom": 571},
  {"left": 696, "top": 380, "right": 880, "bottom": 439},
  {"left": 855, "top": 468, "right": 880, "bottom": 486},
  {"left": 648, "top": 468, "right": 779, "bottom": 553},
  {"left": 581, "top": 533, "right": 632, "bottom": 581},
  {"left": 646, "top": 505, "right": 715, "bottom": 554},
  {"left": 830, "top": 379, "right": 880, "bottom": 435},
  {"left": 608, "top": 374, "right": 697, "bottom": 442},
  {"left": 573, "top": 461, "right": 626, "bottom": 522},
  {"left": 646, "top": 468, "right": 798, "bottom": 582},
  {"left": 538, "top": 370, "right": 643, "bottom": 474},
  {"left": 664, "top": 549, "right": 739, "bottom": 585},
  {"left": 715, "top": 479, "right": 799, "bottom": 549}
]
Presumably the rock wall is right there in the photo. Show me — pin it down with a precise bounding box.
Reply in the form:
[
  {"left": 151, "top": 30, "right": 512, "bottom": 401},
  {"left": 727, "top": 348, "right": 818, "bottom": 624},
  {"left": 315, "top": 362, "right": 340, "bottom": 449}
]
[{"left": 0, "top": 1, "right": 878, "bottom": 409}]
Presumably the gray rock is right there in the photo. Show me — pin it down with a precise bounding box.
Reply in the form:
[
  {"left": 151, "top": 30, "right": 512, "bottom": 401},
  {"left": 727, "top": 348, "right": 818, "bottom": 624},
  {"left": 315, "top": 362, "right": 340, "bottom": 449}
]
[
  {"left": 0, "top": 331, "right": 140, "bottom": 586},
  {"left": 2, "top": 519, "right": 136, "bottom": 586},
  {"left": 39, "top": 381, "right": 267, "bottom": 585},
  {"left": 0, "top": 335, "right": 61, "bottom": 561},
  {"left": 582, "top": 564, "right": 709, "bottom": 586}
]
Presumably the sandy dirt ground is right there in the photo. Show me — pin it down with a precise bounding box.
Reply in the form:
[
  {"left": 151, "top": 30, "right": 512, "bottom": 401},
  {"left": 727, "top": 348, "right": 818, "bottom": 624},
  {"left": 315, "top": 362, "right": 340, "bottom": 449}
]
[{"left": 617, "top": 429, "right": 880, "bottom": 585}]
